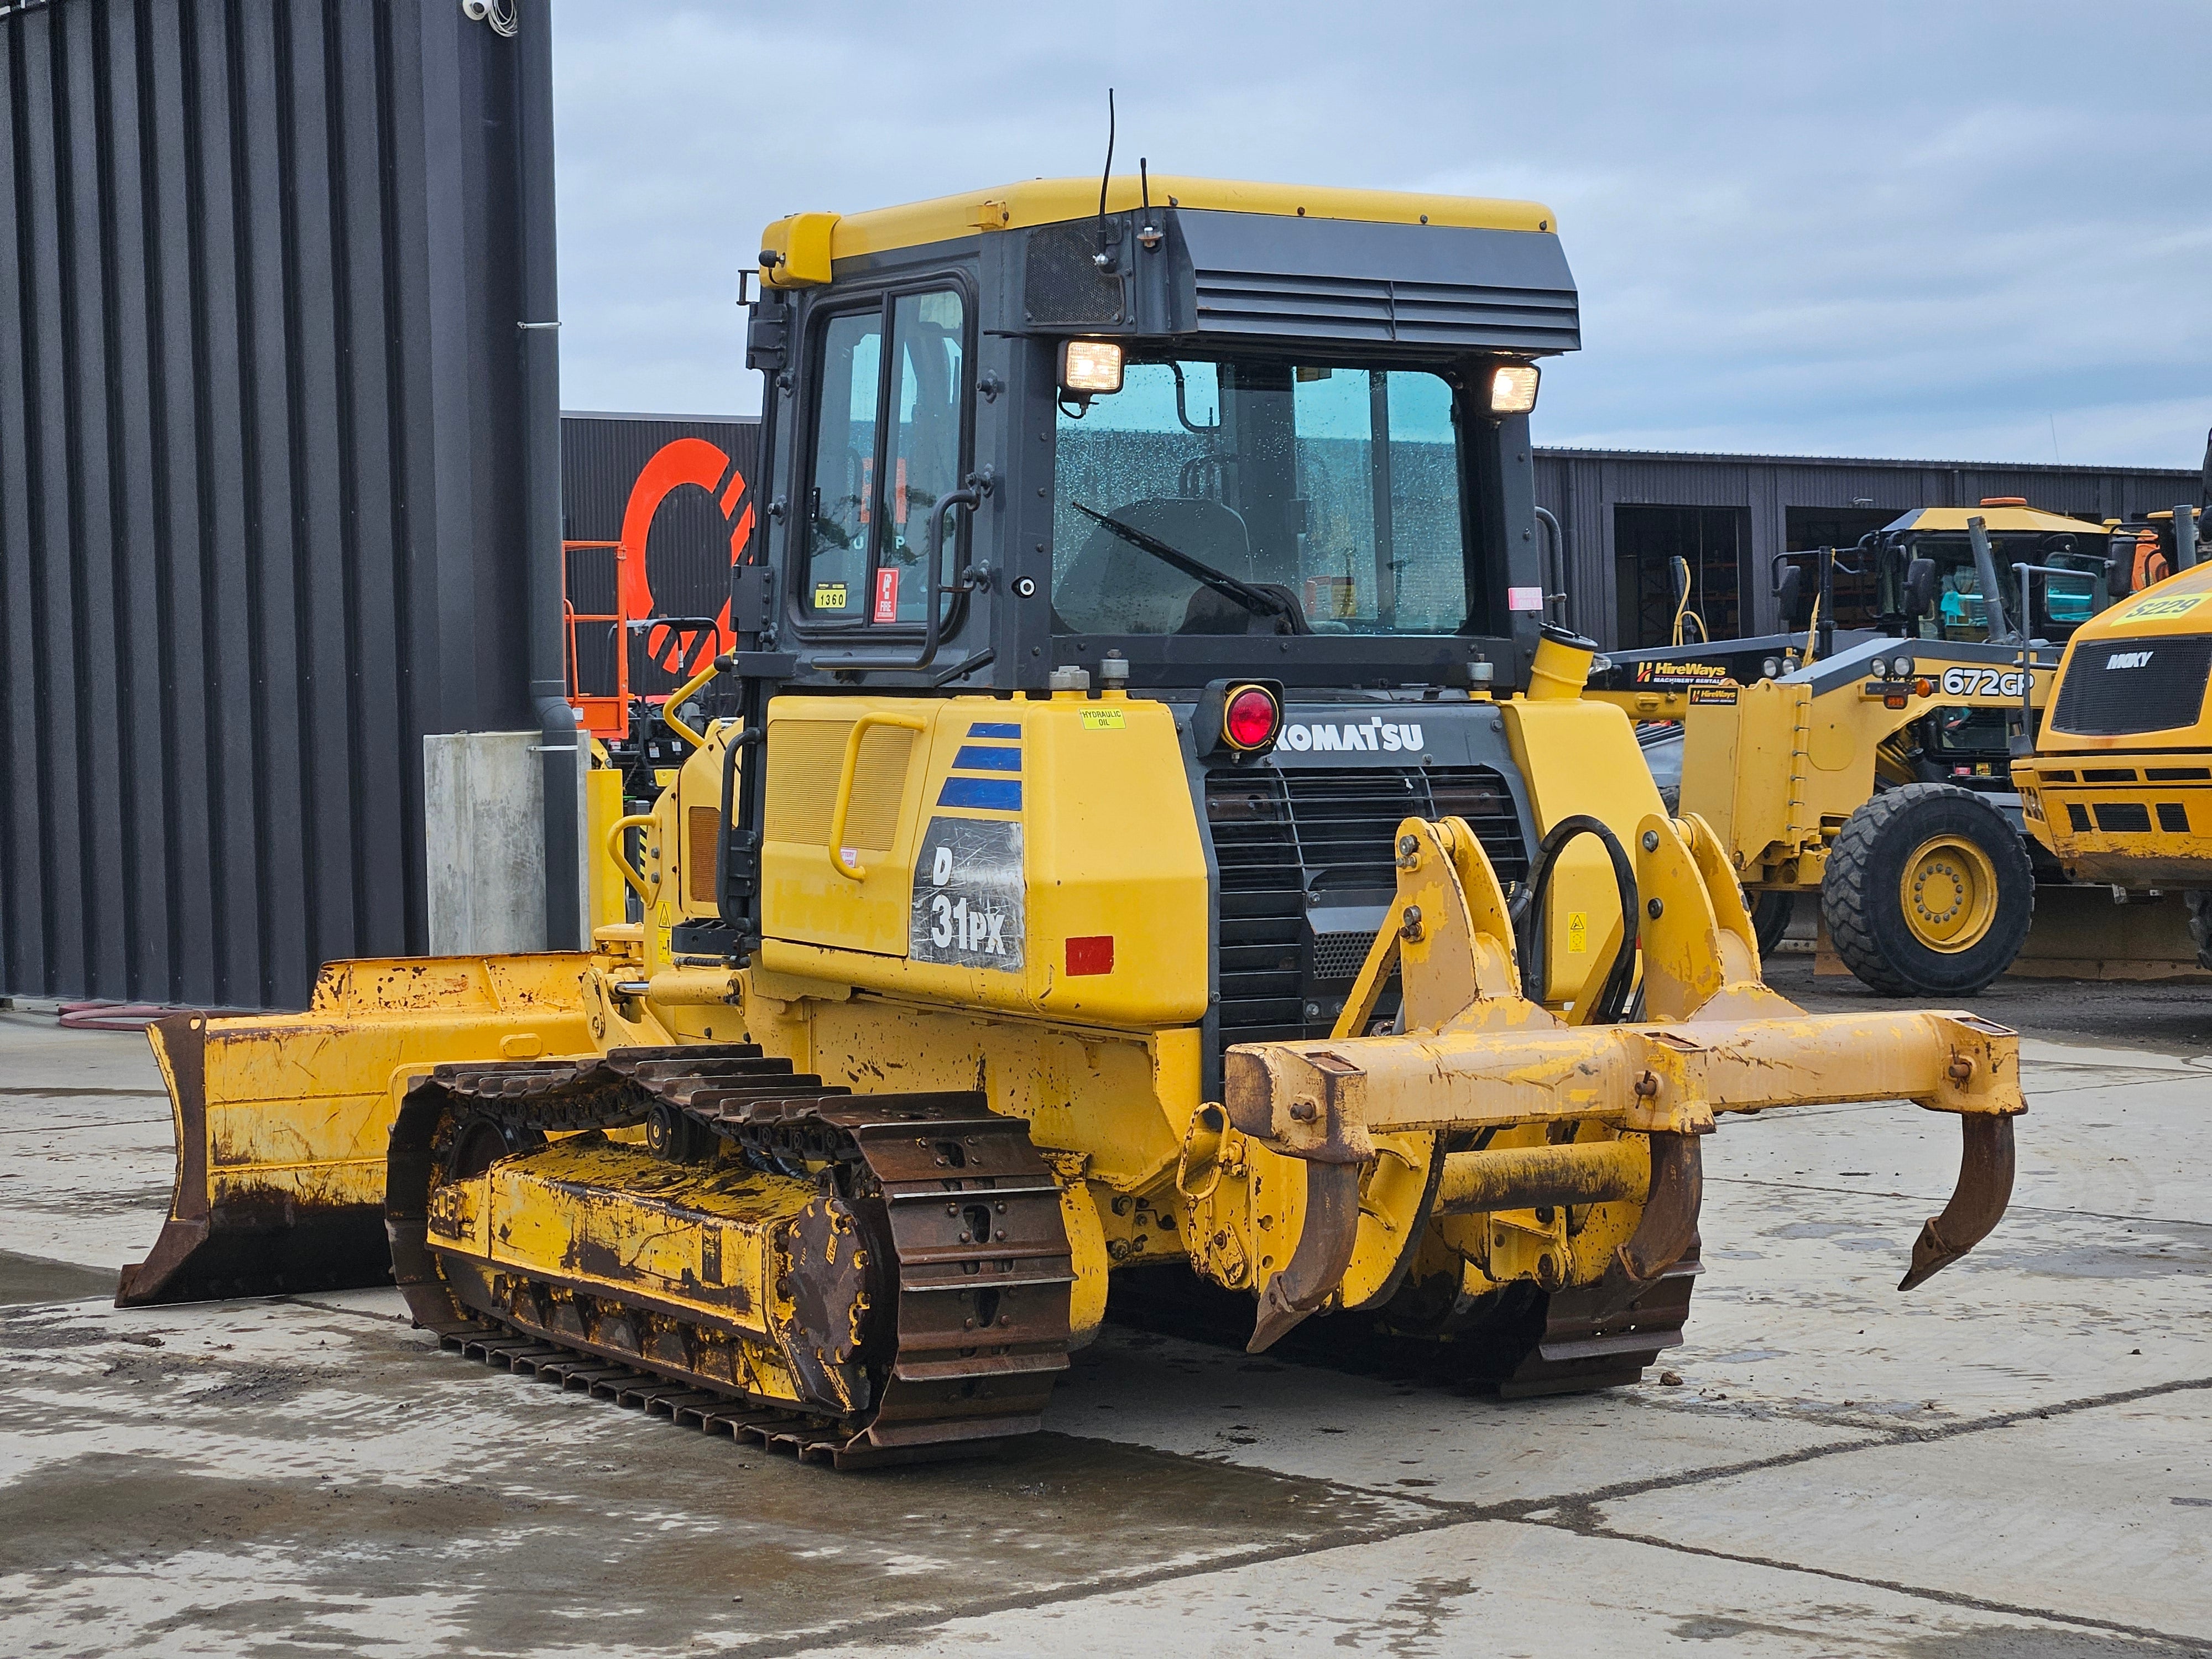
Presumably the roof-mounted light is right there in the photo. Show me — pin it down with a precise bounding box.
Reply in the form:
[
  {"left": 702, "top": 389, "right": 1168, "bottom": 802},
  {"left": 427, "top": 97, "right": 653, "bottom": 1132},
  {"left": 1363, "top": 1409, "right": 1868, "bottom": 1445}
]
[
  {"left": 1486, "top": 363, "right": 1540, "bottom": 416},
  {"left": 1060, "top": 340, "right": 1124, "bottom": 396}
]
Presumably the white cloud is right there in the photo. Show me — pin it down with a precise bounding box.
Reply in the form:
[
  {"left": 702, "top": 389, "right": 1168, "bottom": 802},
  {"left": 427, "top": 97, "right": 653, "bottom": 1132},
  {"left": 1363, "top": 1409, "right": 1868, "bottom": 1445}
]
[{"left": 551, "top": 0, "right": 2212, "bottom": 469}]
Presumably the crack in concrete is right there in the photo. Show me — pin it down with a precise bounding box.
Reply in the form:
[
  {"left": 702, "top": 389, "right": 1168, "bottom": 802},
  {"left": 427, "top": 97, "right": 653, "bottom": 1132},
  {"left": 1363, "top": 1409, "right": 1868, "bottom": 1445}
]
[{"left": 716, "top": 1374, "right": 2212, "bottom": 1657}]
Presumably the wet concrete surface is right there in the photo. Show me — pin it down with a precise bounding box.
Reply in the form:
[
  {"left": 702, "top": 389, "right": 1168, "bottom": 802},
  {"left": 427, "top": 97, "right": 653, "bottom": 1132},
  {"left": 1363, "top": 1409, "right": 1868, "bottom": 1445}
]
[{"left": 1, "top": 976, "right": 2208, "bottom": 1656}]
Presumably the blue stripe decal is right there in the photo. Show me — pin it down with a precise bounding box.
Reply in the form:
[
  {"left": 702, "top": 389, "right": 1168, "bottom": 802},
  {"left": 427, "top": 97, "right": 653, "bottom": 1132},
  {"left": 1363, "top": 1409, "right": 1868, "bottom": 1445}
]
[
  {"left": 967, "top": 721, "right": 1022, "bottom": 738},
  {"left": 952, "top": 744, "right": 1021, "bottom": 773},
  {"left": 937, "top": 776, "right": 1022, "bottom": 812}
]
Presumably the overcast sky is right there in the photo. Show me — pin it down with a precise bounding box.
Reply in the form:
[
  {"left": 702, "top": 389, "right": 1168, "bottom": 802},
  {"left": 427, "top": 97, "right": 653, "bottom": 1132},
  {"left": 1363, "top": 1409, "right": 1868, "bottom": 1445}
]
[{"left": 550, "top": 1, "right": 2212, "bottom": 472}]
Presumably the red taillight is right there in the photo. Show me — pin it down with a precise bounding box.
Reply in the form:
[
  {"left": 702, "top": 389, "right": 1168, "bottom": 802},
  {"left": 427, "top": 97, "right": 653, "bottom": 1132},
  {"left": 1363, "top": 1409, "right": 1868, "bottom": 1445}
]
[{"left": 1223, "top": 685, "right": 1280, "bottom": 750}]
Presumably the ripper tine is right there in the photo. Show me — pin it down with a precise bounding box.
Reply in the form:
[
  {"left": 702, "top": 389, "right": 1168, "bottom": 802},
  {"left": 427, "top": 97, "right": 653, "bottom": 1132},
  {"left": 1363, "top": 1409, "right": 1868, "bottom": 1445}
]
[
  {"left": 1899, "top": 1114, "right": 2017, "bottom": 1291},
  {"left": 1595, "top": 1131, "right": 1704, "bottom": 1314}
]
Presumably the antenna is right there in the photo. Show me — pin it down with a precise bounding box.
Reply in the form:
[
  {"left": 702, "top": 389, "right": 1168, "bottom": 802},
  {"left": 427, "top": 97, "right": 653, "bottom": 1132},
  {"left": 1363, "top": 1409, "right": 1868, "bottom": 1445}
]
[{"left": 1093, "top": 88, "right": 1117, "bottom": 272}]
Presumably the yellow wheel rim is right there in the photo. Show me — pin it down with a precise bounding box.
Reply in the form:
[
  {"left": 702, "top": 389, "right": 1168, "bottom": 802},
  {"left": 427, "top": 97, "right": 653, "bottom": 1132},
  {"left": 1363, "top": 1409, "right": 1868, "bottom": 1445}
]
[{"left": 1898, "top": 834, "right": 1999, "bottom": 953}]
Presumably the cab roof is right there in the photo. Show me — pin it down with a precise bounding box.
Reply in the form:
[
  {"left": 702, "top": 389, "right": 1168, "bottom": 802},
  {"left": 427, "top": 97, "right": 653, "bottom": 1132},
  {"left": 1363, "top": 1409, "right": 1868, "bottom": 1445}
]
[
  {"left": 762, "top": 175, "right": 1557, "bottom": 269},
  {"left": 1882, "top": 504, "right": 2106, "bottom": 536}
]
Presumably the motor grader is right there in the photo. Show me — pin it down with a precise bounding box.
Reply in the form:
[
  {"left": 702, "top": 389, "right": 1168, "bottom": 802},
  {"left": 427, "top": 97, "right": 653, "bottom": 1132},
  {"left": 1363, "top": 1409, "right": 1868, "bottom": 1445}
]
[
  {"left": 119, "top": 176, "right": 2025, "bottom": 1468},
  {"left": 1588, "top": 503, "right": 2127, "bottom": 995}
]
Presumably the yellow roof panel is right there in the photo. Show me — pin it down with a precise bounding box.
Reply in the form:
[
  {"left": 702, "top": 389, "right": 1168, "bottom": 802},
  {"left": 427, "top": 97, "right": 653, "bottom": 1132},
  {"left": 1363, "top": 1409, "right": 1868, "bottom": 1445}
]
[
  {"left": 764, "top": 175, "right": 1557, "bottom": 269},
  {"left": 1884, "top": 505, "right": 2106, "bottom": 536}
]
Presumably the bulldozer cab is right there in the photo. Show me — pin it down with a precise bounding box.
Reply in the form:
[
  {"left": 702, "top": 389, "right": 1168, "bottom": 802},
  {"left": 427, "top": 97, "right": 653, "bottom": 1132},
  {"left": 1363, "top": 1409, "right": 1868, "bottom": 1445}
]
[{"left": 743, "top": 182, "right": 1556, "bottom": 693}]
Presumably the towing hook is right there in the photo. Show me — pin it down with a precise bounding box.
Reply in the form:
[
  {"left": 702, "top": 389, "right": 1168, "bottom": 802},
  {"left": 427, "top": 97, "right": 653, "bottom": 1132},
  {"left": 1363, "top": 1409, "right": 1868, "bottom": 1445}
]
[{"left": 1898, "top": 1114, "right": 2016, "bottom": 1291}]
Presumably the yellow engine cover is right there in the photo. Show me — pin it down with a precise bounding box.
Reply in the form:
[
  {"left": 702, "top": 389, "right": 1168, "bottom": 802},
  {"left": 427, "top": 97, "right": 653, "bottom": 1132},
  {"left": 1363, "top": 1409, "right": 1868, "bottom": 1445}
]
[{"left": 757, "top": 691, "right": 1209, "bottom": 1028}]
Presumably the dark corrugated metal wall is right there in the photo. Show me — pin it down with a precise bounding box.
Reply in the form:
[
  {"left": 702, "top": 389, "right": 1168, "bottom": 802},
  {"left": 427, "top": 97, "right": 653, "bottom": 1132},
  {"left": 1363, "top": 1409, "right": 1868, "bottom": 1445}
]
[{"left": 1, "top": 0, "right": 545, "bottom": 1011}]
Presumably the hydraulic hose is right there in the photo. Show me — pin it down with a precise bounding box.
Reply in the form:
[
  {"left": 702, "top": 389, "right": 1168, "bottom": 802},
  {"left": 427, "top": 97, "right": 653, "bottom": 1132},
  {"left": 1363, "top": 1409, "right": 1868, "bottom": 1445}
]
[{"left": 1511, "top": 814, "right": 1640, "bottom": 1024}]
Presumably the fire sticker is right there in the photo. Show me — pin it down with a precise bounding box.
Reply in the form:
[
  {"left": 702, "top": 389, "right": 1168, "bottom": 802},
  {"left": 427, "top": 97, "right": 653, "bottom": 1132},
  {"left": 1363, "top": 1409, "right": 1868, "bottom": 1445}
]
[{"left": 873, "top": 567, "right": 901, "bottom": 623}]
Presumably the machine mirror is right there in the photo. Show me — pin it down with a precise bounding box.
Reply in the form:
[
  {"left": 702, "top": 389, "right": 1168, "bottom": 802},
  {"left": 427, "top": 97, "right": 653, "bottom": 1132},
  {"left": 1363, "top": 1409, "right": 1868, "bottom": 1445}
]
[
  {"left": 1905, "top": 557, "right": 1938, "bottom": 619},
  {"left": 1774, "top": 564, "right": 1802, "bottom": 627}
]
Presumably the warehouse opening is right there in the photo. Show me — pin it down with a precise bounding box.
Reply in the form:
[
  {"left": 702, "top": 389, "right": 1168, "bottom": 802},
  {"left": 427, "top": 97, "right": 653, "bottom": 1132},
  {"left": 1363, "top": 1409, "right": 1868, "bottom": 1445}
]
[{"left": 1613, "top": 505, "right": 1747, "bottom": 647}]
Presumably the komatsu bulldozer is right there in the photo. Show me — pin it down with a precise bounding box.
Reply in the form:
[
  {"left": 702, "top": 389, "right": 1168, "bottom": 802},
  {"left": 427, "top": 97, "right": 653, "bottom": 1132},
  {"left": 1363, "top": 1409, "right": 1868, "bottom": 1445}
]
[{"left": 119, "top": 176, "right": 2025, "bottom": 1467}]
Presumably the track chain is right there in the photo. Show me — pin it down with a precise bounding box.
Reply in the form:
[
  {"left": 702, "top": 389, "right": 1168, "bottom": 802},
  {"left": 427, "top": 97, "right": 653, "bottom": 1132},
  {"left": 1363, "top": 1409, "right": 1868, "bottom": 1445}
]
[{"left": 387, "top": 1044, "right": 1076, "bottom": 1468}]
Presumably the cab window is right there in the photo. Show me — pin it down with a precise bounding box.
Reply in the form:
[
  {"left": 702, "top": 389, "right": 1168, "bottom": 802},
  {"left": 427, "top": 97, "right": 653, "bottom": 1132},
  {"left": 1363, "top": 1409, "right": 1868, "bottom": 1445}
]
[{"left": 800, "top": 289, "right": 968, "bottom": 627}]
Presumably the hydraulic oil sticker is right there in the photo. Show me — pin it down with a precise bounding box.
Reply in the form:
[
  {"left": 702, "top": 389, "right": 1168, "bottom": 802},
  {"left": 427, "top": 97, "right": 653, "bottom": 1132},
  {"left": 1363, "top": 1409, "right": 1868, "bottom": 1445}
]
[
  {"left": 911, "top": 817, "right": 1024, "bottom": 972},
  {"left": 873, "top": 567, "right": 901, "bottom": 623},
  {"left": 1689, "top": 685, "right": 1739, "bottom": 706},
  {"left": 2121, "top": 592, "right": 2205, "bottom": 622},
  {"left": 1080, "top": 708, "right": 1126, "bottom": 730},
  {"left": 812, "top": 580, "right": 848, "bottom": 611}
]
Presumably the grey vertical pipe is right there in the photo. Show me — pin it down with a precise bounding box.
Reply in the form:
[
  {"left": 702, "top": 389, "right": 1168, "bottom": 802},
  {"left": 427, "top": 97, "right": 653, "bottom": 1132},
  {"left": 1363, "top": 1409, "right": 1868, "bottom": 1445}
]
[
  {"left": 2173, "top": 504, "right": 2199, "bottom": 571},
  {"left": 515, "top": 0, "right": 580, "bottom": 948},
  {"left": 1533, "top": 506, "right": 1564, "bottom": 614},
  {"left": 1966, "top": 515, "right": 2015, "bottom": 643}
]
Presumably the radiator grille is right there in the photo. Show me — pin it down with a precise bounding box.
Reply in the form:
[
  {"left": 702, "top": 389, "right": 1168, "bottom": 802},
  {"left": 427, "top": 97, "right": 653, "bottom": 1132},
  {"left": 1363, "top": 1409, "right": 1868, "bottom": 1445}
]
[
  {"left": 2051, "top": 635, "right": 2212, "bottom": 736},
  {"left": 1205, "top": 764, "right": 1527, "bottom": 1050}
]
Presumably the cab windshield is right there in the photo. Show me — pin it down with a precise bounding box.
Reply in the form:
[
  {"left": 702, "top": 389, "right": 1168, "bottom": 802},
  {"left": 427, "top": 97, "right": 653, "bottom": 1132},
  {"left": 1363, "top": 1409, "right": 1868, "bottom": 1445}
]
[
  {"left": 1895, "top": 534, "right": 2104, "bottom": 644},
  {"left": 1051, "top": 356, "right": 1473, "bottom": 635}
]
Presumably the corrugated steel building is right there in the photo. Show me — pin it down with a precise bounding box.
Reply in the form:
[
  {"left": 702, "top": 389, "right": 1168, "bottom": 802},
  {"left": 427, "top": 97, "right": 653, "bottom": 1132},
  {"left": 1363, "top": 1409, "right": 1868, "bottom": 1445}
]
[
  {"left": 1536, "top": 448, "right": 2202, "bottom": 649},
  {"left": 0, "top": 0, "right": 555, "bottom": 1012}
]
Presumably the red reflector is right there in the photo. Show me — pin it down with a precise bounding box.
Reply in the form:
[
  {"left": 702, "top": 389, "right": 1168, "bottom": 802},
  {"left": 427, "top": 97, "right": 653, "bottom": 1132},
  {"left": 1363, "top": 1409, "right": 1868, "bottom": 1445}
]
[
  {"left": 1066, "top": 935, "right": 1114, "bottom": 976},
  {"left": 1224, "top": 686, "right": 1280, "bottom": 750},
  {"left": 1885, "top": 693, "right": 1908, "bottom": 708}
]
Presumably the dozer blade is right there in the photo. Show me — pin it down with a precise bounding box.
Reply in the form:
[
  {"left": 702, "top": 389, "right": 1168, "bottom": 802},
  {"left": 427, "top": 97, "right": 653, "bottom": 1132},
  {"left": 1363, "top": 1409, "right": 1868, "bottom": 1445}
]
[{"left": 117, "top": 954, "right": 595, "bottom": 1306}]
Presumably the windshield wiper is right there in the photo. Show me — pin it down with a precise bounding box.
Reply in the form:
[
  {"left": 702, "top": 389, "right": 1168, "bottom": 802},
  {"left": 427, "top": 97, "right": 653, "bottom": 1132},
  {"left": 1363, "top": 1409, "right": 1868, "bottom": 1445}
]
[{"left": 1070, "top": 502, "right": 1306, "bottom": 632}]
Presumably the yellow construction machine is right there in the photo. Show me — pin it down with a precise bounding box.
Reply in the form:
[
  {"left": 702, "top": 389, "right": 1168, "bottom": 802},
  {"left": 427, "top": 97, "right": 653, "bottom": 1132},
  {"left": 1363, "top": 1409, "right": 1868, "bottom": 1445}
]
[
  {"left": 2016, "top": 503, "right": 2212, "bottom": 962},
  {"left": 1588, "top": 503, "right": 2132, "bottom": 995},
  {"left": 119, "top": 177, "right": 2025, "bottom": 1467}
]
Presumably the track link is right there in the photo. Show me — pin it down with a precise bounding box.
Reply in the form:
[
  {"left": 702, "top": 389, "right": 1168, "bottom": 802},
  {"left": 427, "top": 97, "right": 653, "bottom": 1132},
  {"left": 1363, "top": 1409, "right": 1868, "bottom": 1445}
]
[{"left": 387, "top": 1044, "right": 1075, "bottom": 1468}]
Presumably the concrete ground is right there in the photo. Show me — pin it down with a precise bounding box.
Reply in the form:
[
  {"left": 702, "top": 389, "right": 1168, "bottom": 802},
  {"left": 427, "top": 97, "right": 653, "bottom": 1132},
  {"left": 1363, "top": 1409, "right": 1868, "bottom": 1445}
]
[{"left": 2, "top": 958, "right": 2208, "bottom": 1658}]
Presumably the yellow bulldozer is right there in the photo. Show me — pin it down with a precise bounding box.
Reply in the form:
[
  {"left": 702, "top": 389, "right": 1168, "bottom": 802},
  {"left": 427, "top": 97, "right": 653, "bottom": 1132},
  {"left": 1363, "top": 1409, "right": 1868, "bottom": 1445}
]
[
  {"left": 2016, "top": 502, "right": 2212, "bottom": 961},
  {"left": 118, "top": 176, "right": 2025, "bottom": 1467}
]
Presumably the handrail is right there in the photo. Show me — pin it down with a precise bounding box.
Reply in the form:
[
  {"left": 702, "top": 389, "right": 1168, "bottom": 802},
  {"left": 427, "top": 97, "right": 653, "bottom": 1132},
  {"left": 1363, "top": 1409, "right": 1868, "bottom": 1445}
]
[
  {"left": 827, "top": 711, "right": 929, "bottom": 880},
  {"left": 658, "top": 656, "right": 722, "bottom": 750},
  {"left": 834, "top": 470, "right": 994, "bottom": 672},
  {"left": 606, "top": 812, "right": 659, "bottom": 905}
]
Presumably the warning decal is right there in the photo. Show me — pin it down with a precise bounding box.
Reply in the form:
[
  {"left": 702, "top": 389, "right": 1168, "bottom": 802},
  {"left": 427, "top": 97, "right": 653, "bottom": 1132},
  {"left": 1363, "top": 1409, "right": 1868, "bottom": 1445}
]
[{"left": 911, "top": 817, "right": 1025, "bottom": 972}]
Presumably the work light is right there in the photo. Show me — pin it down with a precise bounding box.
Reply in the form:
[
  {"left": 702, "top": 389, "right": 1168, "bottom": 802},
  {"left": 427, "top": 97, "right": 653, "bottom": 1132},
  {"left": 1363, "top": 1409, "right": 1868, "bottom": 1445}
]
[
  {"left": 1486, "top": 363, "right": 1540, "bottom": 416},
  {"left": 1060, "top": 340, "right": 1124, "bottom": 395}
]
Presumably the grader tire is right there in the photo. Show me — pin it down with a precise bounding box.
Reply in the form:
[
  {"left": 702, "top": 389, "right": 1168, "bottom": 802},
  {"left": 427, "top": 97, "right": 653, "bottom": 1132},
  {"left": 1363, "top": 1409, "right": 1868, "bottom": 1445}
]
[
  {"left": 2188, "top": 891, "right": 2212, "bottom": 972},
  {"left": 1751, "top": 891, "right": 1795, "bottom": 958},
  {"left": 1822, "top": 783, "right": 2032, "bottom": 997}
]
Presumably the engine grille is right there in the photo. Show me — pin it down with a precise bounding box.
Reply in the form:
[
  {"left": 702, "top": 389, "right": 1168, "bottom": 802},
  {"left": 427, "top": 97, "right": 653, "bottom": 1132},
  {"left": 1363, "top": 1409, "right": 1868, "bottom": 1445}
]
[
  {"left": 2051, "top": 635, "right": 2212, "bottom": 737},
  {"left": 1205, "top": 765, "right": 1528, "bottom": 1050}
]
